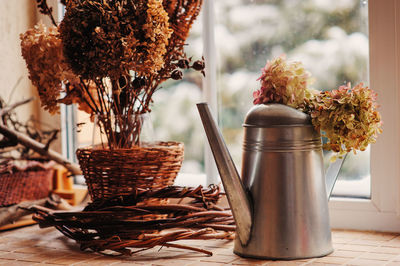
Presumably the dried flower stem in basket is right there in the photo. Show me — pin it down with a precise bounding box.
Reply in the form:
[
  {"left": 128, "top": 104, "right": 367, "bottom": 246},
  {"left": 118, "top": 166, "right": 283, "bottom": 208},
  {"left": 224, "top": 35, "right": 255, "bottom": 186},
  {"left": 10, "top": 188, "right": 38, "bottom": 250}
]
[{"left": 23, "top": 0, "right": 205, "bottom": 149}]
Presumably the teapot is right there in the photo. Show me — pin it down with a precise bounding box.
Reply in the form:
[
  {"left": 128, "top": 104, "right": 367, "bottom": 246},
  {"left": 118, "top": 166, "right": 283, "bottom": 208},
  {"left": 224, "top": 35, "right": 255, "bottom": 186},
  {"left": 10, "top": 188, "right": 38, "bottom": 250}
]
[{"left": 197, "top": 102, "right": 346, "bottom": 260}]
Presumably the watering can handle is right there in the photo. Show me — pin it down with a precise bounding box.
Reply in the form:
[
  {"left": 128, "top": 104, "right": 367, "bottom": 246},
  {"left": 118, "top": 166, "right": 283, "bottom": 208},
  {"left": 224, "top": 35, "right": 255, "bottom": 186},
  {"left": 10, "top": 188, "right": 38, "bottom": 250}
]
[{"left": 325, "top": 153, "right": 347, "bottom": 200}]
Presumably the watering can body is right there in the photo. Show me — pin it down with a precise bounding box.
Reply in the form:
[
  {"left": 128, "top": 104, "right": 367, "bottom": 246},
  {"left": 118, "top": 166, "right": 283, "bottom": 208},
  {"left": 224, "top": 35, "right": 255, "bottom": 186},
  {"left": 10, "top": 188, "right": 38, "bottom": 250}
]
[{"left": 197, "top": 103, "right": 334, "bottom": 260}]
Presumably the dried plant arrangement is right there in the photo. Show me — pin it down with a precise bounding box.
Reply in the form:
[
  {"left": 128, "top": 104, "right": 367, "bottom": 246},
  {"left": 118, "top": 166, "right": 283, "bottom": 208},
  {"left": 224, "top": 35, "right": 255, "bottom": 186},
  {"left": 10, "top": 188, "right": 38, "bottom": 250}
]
[
  {"left": 21, "top": 0, "right": 204, "bottom": 149},
  {"left": 253, "top": 55, "right": 382, "bottom": 159},
  {"left": 30, "top": 185, "right": 235, "bottom": 256}
]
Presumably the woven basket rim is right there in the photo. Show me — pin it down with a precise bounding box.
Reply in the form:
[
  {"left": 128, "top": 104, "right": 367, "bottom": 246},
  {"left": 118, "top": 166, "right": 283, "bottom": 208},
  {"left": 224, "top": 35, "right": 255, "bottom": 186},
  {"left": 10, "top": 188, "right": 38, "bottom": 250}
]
[
  {"left": 77, "top": 141, "right": 184, "bottom": 152},
  {"left": 76, "top": 140, "right": 184, "bottom": 202}
]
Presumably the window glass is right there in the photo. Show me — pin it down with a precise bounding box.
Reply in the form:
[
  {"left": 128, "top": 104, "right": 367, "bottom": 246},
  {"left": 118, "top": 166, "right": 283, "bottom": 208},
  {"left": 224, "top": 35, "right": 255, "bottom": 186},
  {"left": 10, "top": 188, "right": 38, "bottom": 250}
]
[
  {"left": 215, "top": 0, "right": 370, "bottom": 198},
  {"left": 75, "top": 1, "right": 370, "bottom": 196},
  {"left": 151, "top": 13, "right": 205, "bottom": 176}
]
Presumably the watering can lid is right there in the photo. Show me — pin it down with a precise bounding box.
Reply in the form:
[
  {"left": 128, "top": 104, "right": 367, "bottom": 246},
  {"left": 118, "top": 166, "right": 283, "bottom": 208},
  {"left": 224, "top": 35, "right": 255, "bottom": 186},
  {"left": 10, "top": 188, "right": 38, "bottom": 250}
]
[{"left": 244, "top": 104, "right": 312, "bottom": 127}]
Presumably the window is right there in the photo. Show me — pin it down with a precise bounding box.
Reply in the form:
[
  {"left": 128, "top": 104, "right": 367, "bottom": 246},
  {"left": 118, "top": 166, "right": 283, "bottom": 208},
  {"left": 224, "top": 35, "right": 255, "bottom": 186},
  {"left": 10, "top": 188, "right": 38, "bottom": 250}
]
[
  {"left": 328, "top": 0, "right": 400, "bottom": 231},
  {"left": 212, "top": 0, "right": 370, "bottom": 199},
  {"left": 202, "top": 0, "right": 400, "bottom": 231},
  {"left": 66, "top": 0, "right": 400, "bottom": 231}
]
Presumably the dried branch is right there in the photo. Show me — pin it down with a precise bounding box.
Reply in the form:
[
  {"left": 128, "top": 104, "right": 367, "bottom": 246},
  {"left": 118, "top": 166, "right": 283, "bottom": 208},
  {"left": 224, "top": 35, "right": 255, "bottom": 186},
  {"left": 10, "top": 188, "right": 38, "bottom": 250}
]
[
  {"left": 0, "top": 97, "right": 63, "bottom": 164},
  {"left": 0, "top": 98, "right": 33, "bottom": 119},
  {"left": 43, "top": 130, "right": 59, "bottom": 151},
  {"left": 29, "top": 185, "right": 235, "bottom": 256},
  {"left": 35, "top": 0, "right": 57, "bottom": 27},
  {"left": 0, "top": 194, "right": 69, "bottom": 227},
  {"left": 85, "top": 185, "right": 222, "bottom": 211},
  {"left": 0, "top": 125, "right": 81, "bottom": 175}
]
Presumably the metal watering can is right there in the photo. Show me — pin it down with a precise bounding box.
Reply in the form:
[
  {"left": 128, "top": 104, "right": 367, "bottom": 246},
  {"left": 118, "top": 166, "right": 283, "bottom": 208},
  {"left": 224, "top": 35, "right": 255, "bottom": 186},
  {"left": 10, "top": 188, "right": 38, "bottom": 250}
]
[{"left": 197, "top": 103, "right": 346, "bottom": 260}]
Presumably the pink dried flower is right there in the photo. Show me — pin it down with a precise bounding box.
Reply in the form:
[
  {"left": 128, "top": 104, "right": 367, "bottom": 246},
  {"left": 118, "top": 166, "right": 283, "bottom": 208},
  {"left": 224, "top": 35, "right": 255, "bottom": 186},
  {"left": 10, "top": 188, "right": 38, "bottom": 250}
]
[{"left": 253, "top": 55, "right": 315, "bottom": 108}]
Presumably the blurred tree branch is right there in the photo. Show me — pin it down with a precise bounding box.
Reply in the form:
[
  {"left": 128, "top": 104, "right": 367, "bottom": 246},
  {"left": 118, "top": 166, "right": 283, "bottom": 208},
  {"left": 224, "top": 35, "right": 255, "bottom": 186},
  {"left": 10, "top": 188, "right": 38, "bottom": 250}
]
[{"left": 0, "top": 98, "right": 81, "bottom": 175}]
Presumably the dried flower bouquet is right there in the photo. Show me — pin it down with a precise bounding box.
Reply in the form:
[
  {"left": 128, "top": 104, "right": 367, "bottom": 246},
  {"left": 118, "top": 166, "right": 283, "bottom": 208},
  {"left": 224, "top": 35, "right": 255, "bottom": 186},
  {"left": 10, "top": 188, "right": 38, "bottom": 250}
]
[
  {"left": 21, "top": 0, "right": 204, "bottom": 149},
  {"left": 253, "top": 55, "right": 382, "bottom": 158}
]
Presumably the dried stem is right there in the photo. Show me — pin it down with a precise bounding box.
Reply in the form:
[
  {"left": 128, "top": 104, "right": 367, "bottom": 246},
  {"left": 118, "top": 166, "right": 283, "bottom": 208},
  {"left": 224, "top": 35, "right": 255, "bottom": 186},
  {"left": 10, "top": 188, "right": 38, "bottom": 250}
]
[
  {"left": 162, "top": 243, "right": 212, "bottom": 256},
  {"left": 0, "top": 98, "right": 33, "bottom": 119},
  {"left": 0, "top": 124, "right": 81, "bottom": 175},
  {"left": 35, "top": 0, "right": 58, "bottom": 27},
  {"left": 0, "top": 194, "right": 66, "bottom": 227},
  {"left": 29, "top": 185, "right": 234, "bottom": 256}
]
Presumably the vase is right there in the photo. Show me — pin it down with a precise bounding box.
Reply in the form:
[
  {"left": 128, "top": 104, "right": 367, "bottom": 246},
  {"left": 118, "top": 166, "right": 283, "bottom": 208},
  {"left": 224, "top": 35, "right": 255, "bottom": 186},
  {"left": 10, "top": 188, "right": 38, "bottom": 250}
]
[
  {"left": 76, "top": 113, "right": 184, "bottom": 201},
  {"left": 92, "top": 113, "right": 154, "bottom": 149}
]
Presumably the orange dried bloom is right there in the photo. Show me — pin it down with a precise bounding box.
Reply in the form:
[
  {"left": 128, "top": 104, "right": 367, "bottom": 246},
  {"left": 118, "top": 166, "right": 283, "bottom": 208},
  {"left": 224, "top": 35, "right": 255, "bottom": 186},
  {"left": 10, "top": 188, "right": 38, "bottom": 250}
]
[
  {"left": 20, "top": 22, "right": 99, "bottom": 115},
  {"left": 20, "top": 22, "right": 70, "bottom": 114},
  {"left": 137, "top": 0, "right": 173, "bottom": 76},
  {"left": 60, "top": 0, "right": 172, "bottom": 79},
  {"left": 58, "top": 79, "right": 100, "bottom": 117}
]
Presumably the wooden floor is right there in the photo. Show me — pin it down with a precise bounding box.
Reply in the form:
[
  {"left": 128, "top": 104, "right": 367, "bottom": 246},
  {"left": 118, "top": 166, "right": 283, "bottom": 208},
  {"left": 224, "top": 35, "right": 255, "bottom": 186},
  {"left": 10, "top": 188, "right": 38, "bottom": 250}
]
[{"left": 0, "top": 225, "right": 400, "bottom": 265}]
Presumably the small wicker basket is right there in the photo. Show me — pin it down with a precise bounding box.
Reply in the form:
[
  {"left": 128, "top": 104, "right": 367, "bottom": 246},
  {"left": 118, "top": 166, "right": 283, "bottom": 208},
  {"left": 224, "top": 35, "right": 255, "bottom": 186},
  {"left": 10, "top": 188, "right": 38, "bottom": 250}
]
[
  {"left": 76, "top": 141, "right": 184, "bottom": 201},
  {"left": 0, "top": 161, "right": 54, "bottom": 207}
]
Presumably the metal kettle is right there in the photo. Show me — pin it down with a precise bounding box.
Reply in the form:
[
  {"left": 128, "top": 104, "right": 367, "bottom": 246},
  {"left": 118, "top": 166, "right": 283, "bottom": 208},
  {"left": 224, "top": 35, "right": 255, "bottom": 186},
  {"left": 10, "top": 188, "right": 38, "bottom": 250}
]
[{"left": 197, "top": 103, "right": 345, "bottom": 260}]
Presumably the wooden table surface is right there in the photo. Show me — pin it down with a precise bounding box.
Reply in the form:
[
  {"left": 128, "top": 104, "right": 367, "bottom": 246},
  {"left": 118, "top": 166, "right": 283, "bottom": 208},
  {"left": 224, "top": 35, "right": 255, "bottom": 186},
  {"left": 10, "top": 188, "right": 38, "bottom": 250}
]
[{"left": 0, "top": 224, "right": 400, "bottom": 265}]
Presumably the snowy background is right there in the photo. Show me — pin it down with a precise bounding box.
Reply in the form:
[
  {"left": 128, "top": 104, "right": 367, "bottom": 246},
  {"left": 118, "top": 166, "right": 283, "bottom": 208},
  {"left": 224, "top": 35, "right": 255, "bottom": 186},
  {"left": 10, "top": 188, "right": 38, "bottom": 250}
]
[
  {"left": 77, "top": 0, "right": 370, "bottom": 198},
  {"left": 152, "top": 0, "right": 370, "bottom": 198}
]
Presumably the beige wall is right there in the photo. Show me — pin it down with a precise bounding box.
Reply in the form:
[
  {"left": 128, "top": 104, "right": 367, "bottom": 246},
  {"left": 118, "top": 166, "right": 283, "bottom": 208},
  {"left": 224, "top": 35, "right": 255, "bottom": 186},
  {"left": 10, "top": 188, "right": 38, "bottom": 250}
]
[
  {"left": 0, "top": 1, "right": 37, "bottom": 118},
  {"left": 0, "top": 0, "right": 62, "bottom": 153}
]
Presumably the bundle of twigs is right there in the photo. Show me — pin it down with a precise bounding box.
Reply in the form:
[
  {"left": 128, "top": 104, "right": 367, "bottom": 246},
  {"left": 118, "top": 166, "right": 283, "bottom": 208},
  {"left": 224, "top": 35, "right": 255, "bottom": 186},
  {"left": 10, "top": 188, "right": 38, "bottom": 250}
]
[{"left": 30, "top": 185, "right": 235, "bottom": 256}]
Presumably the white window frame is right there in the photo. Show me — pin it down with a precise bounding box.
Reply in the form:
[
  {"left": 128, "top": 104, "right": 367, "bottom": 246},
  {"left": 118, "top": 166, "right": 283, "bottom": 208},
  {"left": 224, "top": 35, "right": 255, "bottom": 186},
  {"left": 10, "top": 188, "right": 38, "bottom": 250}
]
[
  {"left": 57, "top": 3, "right": 77, "bottom": 162},
  {"left": 202, "top": 0, "right": 219, "bottom": 185},
  {"left": 328, "top": 0, "right": 400, "bottom": 231},
  {"left": 202, "top": 0, "right": 400, "bottom": 231}
]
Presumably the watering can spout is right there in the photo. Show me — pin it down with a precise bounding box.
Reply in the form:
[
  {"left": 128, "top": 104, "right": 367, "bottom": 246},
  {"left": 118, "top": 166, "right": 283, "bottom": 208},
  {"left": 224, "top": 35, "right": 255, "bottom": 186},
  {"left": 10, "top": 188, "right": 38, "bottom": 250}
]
[{"left": 197, "top": 103, "right": 252, "bottom": 246}]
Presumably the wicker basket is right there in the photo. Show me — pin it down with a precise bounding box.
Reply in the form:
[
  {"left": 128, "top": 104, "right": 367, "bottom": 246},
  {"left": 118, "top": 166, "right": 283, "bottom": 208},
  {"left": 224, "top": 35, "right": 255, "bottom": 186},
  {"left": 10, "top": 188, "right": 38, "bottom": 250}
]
[
  {"left": 76, "top": 141, "right": 184, "bottom": 201},
  {"left": 0, "top": 162, "right": 54, "bottom": 207}
]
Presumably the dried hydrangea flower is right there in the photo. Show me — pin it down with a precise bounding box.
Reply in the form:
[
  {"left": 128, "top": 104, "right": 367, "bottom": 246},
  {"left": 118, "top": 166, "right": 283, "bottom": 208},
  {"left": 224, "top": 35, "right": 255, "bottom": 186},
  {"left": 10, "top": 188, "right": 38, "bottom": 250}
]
[
  {"left": 309, "top": 83, "right": 383, "bottom": 157},
  {"left": 253, "top": 55, "right": 315, "bottom": 109},
  {"left": 59, "top": 0, "right": 172, "bottom": 79},
  {"left": 58, "top": 80, "right": 100, "bottom": 117},
  {"left": 139, "top": 0, "right": 173, "bottom": 75},
  {"left": 20, "top": 22, "right": 101, "bottom": 115},
  {"left": 20, "top": 22, "right": 73, "bottom": 114}
]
